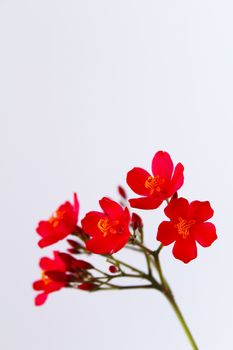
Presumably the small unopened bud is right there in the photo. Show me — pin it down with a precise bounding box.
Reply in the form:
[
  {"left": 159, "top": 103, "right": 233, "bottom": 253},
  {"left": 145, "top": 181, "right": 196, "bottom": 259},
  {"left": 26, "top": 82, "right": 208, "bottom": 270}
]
[
  {"left": 78, "top": 282, "right": 96, "bottom": 291},
  {"left": 109, "top": 265, "right": 118, "bottom": 273},
  {"left": 172, "top": 192, "right": 178, "bottom": 200},
  {"left": 67, "top": 248, "right": 81, "bottom": 255},
  {"left": 117, "top": 185, "right": 127, "bottom": 199},
  {"left": 131, "top": 213, "right": 143, "bottom": 231}
]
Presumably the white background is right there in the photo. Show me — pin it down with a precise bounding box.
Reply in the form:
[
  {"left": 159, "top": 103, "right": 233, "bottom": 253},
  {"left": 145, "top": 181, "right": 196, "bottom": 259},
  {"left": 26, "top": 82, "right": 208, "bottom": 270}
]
[{"left": 0, "top": 1, "right": 232, "bottom": 349}]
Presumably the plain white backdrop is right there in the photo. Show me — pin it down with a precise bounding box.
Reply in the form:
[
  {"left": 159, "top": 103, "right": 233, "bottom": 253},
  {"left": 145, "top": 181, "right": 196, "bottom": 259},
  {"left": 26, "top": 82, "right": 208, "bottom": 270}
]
[{"left": 0, "top": 1, "right": 232, "bottom": 349}]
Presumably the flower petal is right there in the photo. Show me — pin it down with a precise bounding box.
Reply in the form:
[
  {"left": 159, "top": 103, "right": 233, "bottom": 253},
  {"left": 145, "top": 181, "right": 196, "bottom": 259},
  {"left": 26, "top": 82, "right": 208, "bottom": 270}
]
[
  {"left": 38, "top": 234, "right": 62, "bottom": 248},
  {"left": 44, "top": 281, "right": 65, "bottom": 293},
  {"left": 81, "top": 212, "right": 105, "bottom": 238},
  {"left": 35, "top": 293, "right": 48, "bottom": 306},
  {"left": 172, "top": 237, "right": 197, "bottom": 263},
  {"left": 86, "top": 233, "right": 130, "bottom": 255},
  {"left": 73, "top": 192, "right": 79, "bottom": 219},
  {"left": 191, "top": 223, "right": 217, "bottom": 247},
  {"left": 126, "top": 167, "right": 152, "bottom": 196},
  {"left": 39, "top": 257, "right": 57, "bottom": 271},
  {"left": 99, "top": 197, "right": 123, "bottom": 219},
  {"left": 157, "top": 221, "right": 177, "bottom": 245},
  {"left": 36, "top": 221, "right": 53, "bottom": 238},
  {"left": 39, "top": 252, "right": 66, "bottom": 271},
  {"left": 129, "top": 197, "right": 163, "bottom": 210},
  {"left": 151, "top": 151, "right": 173, "bottom": 180},
  {"left": 189, "top": 201, "right": 214, "bottom": 222},
  {"left": 167, "top": 163, "right": 184, "bottom": 196},
  {"left": 164, "top": 197, "right": 189, "bottom": 220},
  {"left": 33, "top": 280, "right": 45, "bottom": 291}
]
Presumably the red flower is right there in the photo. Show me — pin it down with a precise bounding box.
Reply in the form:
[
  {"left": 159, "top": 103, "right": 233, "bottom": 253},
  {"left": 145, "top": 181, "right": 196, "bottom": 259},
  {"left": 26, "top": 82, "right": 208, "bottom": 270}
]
[
  {"left": 81, "top": 197, "right": 130, "bottom": 254},
  {"left": 33, "top": 251, "right": 93, "bottom": 306},
  {"left": 126, "top": 151, "right": 184, "bottom": 209},
  {"left": 33, "top": 251, "right": 67, "bottom": 306},
  {"left": 157, "top": 197, "right": 217, "bottom": 263},
  {"left": 36, "top": 193, "right": 79, "bottom": 248}
]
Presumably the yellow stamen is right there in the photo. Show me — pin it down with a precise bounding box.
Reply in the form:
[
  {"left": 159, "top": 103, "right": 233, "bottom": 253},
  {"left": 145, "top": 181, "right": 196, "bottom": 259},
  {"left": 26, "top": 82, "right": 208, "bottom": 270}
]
[
  {"left": 97, "top": 218, "right": 119, "bottom": 237},
  {"left": 41, "top": 272, "right": 51, "bottom": 285},
  {"left": 145, "top": 175, "right": 165, "bottom": 194},
  {"left": 49, "top": 209, "right": 65, "bottom": 227},
  {"left": 176, "top": 217, "right": 195, "bottom": 239}
]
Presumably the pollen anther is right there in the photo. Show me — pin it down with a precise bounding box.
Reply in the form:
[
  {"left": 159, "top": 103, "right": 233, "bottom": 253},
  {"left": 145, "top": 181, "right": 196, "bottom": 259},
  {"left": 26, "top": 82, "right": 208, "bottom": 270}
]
[
  {"left": 98, "top": 219, "right": 119, "bottom": 237},
  {"left": 145, "top": 175, "right": 165, "bottom": 194},
  {"left": 176, "top": 217, "right": 195, "bottom": 239}
]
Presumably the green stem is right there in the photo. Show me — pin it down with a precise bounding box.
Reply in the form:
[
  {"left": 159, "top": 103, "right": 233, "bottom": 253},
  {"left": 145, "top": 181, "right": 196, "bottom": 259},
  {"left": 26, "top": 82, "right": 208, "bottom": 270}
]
[
  {"left": 165, "top": 293, "right": 199, "bottom": 350},
  {"left": 108, "top": 256, "right": 146, "bottom": 276},
  {"left": 154, "top": 253, "right": 198, "bottom": 349},
  {"left": 99, "top": 284, "right": 153, "bottom": 290}
]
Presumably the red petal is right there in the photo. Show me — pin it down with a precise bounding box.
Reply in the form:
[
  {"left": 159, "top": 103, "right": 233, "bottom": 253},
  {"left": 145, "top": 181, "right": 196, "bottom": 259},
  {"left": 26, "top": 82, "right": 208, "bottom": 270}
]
[
  {"left": 35, "top": 293, "right": 48, "bottom": 306},
  {"left": 157, "top": 221, "right": 177, "bottom": 245},
  {"left": 172, "top": 237, "right": 197, "bottom": 263},
  {"left": 39, "top": 257, "right": 56, "bottom": 271},
  {"left": 164, "top": 198, "right": 189, "bottom": 220},
  {"left": 44, "top": 281, "right": 65, "bottom": 293},
  {"left": 189, "top": 201, "right": 214, "bottom": 222},
  {"left": 36, "top": 221, "right": 53, "bottom": 238},
  {"left": 126, "top": 167, "right": 152, "bottom": 196},
  {"left": 39, "top": 252, "right": 66, "bottom": 271},
  {"left": 167, "top": 163, "right": 184, "bottom": 196},
  {"left": 191, "top": 223, "right": 217, "bottom": 247},
  {"left": 73, "top": 192, "right": 79, "bottom": 220},
  {"left": 38, "top": 235, "right": 59, "bottom": 248},
  {"left": 151, "top": 151, "right": 173, "bottom": 180},
  {"left": 129, "top": 197, "right": 163, "bottom": 210},
  {"left": 33, "top": 280, "right": 45, "bottom": 291},
  {"left": 99, "top": 197, "right": 123, "bottom": 219},
  {"left": 81, "top": 212, "right": 105, "bottom": 238},
  {"left": 86, "top": 233, "right": 130, "bottom": 255}
]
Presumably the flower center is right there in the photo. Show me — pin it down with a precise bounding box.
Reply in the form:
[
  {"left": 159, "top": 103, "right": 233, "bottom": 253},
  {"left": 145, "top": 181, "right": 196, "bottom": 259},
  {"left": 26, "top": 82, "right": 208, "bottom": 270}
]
[
  {"left": 97, "top": 218, "right": 120, "bottom": 237},
  {"left": 176, "top": 217, "right": 195, "bottom": 239},
  {"left": 145, "top": 175, "right": 165, "bottom": 194},
  {"left": 49, "top": 209, "right": 65, "bottom": 227},
  {"left": 41, "top": 272, "right": 51, "bottom": 285}
]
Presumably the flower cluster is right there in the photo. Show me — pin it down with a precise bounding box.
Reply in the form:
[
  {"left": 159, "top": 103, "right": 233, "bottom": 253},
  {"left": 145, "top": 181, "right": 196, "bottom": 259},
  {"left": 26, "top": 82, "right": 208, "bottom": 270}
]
[{"left": 33, "top": 150, "right": 217, "bottom": 306}]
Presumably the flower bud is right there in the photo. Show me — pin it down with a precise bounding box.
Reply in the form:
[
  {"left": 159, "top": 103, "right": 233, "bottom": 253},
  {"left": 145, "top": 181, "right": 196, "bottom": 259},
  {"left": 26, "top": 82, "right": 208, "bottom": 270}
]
[
  {"left": 109, "top": 265, "right": 118, "bottom": 273},
  {"left": 78, "top": 282, "right": 96, "bottom": 291},
  {"left": 118, "top": 185, "right": 127, "bottom": 199},
  {"left": 131, "top": 213, "right": 143, "bottom": 231}
]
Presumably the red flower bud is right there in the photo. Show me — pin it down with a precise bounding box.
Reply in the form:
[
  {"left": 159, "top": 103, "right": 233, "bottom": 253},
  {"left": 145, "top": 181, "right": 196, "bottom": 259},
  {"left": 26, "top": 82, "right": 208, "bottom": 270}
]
[
  {"left": 118, "top": 185, "right": 127, "bottom": 199},
  {"left": 109, "top": 265, "right": 118, "bottom": 273},
  {"left": 78, "top": 282, "right": 96, "bottom": 291},
  {"left": 131, "top": 213, "right": 143, "bottom": 231},
  {"left": 67, "top": 239, "right": 82, "bottom": 249}
]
